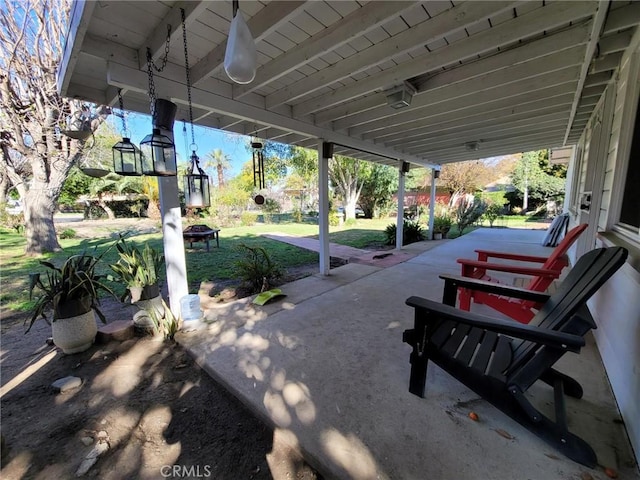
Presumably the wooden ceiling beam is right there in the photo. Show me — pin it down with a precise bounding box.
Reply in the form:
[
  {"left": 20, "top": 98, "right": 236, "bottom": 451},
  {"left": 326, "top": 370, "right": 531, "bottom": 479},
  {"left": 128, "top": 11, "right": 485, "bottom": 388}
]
[
  {"left": 233, "top": 1, "right": 415, "bottom": 98},
  {"left": 267, "top": 1, "right": 519, "bottom": 109},
  {"left": 293, "top": 1, "right": 596, "bottom": 116}
]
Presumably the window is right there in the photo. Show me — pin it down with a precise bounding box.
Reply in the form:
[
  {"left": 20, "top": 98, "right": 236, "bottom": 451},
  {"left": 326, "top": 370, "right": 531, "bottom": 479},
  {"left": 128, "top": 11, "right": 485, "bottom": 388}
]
[{"left": 619, "top": 95, "right": 640, "bottom": 230}]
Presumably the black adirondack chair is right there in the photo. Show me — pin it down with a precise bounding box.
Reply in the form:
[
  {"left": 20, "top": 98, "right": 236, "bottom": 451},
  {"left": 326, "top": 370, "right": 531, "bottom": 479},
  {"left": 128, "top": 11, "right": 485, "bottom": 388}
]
[{"left": 402, "top": 247, "right": 628, "bottom": 467}]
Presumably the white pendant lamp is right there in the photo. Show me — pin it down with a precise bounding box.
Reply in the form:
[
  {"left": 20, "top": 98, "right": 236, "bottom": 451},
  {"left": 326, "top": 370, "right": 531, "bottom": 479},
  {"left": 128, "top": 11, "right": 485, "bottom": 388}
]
[{"left": 224, "top": 0, "right": 257, "bottom": 84}]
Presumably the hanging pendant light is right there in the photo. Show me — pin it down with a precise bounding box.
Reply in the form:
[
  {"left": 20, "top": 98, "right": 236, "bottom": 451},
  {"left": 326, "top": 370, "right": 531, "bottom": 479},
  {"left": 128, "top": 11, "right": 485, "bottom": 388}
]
[
  {"left": 181, "top": 8, "right": 210, "bottom": 208},
  {"left": 140, "top": 128, "right": 177, "bottom": 176},
  {"left": 224, "top": 0, "right": 257, "bottom": 84},
  {"left": 113, "top": 89, "right": 142, "bottom": 176},
  {"left": 184, "top": 149, "right": 211, "bottom": 208},
  {"left": 142, "top": 40, "right": 177, "bottom": 176}
]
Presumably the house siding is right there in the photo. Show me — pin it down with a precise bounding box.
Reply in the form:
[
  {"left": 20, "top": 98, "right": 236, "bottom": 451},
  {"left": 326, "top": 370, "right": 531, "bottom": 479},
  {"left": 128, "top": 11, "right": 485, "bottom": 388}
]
[{"left": 568, "top": 28, "right": 640, "bottom": 464}]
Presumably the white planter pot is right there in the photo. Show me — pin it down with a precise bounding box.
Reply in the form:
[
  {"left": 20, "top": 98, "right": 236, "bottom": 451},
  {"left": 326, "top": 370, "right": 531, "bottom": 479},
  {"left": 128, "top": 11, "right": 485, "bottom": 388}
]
[
  {"left": 134, "top": 295, "right": 165, "bottom": 319},
  {"left": 52, "top": 310, "right": 97, "bottom": 354}
]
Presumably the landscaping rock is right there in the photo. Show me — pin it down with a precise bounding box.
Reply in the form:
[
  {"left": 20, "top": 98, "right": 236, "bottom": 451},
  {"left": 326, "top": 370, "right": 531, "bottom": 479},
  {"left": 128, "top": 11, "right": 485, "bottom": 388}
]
[
  {"left": 51, "top": 376, "right": 82, "bottom": 393},
  {"left": 96, "top": 320, "right": 134, "bottom": 343}
]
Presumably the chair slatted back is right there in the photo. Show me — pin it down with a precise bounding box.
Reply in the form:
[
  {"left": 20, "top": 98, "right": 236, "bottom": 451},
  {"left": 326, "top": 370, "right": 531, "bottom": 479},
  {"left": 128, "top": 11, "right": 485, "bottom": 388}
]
[
  {"left": 506, "top": 247, "right": 628, "bottom": 390},
  {"left": 525, "top": 223, "right": 588, "bottom": 291}
]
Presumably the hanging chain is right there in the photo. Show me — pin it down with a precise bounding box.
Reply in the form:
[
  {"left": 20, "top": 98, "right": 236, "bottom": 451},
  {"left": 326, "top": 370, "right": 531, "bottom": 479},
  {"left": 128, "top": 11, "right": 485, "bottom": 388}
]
[
  {"left": 182, "top": 8, "right": 195, "bottom": 148},
  {"left": 181, "top": 7, "right": 202, "bottom": 175},
  {"left": 117, "top": 89, "right": 127, "bottom": 135},
  {"left": 146, "top": 24, "right": 172, "bottom": 118},
  {"left": 150, "top": 24, "right": 172, "bottom": 73}
]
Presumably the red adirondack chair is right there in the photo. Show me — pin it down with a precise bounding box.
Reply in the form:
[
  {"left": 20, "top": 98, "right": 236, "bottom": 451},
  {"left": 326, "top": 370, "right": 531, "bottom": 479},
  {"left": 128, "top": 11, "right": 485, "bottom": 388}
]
[{"left": 456, "top": 223, "right": 588, "bottom": 323}]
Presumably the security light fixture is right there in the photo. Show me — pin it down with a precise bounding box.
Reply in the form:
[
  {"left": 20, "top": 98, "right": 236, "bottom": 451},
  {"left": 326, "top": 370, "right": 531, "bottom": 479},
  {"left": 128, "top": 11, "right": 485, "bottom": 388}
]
[
  {"left": 385, "top": 82, "right": 416, "bottom": 109},
  {"left": 465, "top": 141, "right": 480, "bottom": 152}
]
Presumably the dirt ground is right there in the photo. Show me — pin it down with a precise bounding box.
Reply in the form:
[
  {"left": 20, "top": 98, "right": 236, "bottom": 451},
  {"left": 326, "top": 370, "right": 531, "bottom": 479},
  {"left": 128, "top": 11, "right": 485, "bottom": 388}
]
[{"left": 1, "top": 217, "right": 324, "bottom": 479}]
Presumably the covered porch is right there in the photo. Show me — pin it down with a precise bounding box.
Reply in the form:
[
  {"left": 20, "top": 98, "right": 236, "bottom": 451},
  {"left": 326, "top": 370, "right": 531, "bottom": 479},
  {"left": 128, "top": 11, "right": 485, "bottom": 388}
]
[
  {"left": 177, "top": 228, "right": 638, "bottom": 479},
  {"left": 56, "top": 1, "right": 640, "bottom": 474}
]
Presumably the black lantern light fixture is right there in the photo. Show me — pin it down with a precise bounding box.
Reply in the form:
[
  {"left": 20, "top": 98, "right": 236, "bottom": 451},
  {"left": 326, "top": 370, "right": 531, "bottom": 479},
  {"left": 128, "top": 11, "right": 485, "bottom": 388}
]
[
  {"left": 140, "top": 29, "right": 177, "bottom": 176},
  {"left": 181, "top": 8, "right": 210, "bottom": 208},
  {"left": 112, "top": 89, "right": 142, "bottom": 176},
  {"left": 140, "top": 127, "right": 177, "bottom": 176}
]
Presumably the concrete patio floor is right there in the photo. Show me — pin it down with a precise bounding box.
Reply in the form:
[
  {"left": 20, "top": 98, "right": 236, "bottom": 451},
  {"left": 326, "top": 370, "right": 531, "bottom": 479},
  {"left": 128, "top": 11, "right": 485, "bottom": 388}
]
[{"left": 176, "top": 228, "right": 639, "bottom": 480}]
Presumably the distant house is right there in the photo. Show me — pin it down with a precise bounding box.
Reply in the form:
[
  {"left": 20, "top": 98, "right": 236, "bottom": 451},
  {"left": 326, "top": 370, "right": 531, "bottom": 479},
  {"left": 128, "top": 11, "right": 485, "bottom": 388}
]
[{"left": 483, "top": 176, "right": 515, "bottom": 192}]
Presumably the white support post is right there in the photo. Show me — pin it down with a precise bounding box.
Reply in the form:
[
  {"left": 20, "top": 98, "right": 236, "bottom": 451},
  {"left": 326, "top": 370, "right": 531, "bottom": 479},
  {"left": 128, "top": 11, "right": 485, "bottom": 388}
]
[
  {"left": 428, "top": 169, "right": 438, "bottom": 239},
  {"left": 318, "top": 141, "right": 331, "bottom": 275},
  {"left": 395, "top": 164, "right": 405, "bottom": 250},
  {"left": 154, "top": 102, "right": 188, "bottom": 318}
]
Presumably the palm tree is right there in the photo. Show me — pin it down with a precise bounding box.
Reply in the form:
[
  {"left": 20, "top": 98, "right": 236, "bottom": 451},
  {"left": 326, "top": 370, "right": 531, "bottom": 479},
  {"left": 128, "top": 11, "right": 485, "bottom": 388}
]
[{"left": 204, "top": 149, "right": 231, "bottom": 187}]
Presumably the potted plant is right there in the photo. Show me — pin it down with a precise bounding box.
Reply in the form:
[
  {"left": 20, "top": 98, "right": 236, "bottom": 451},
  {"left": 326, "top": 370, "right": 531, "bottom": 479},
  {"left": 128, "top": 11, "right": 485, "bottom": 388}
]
[
  {"left": 432, "top": 214, "right": 453, "bottom": 240},
  {"left": 27, "top": 251, "right": 115, "bottom": 353},
  {"left": 109, "top": 235, "right": 165, "bottom": 332}
]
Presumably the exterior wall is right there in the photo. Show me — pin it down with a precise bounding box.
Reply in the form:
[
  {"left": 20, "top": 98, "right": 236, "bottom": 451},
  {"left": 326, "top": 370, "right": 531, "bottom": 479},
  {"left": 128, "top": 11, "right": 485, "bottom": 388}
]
[{"left": 566, "top": 29, "right": 640, "bottom": 464}]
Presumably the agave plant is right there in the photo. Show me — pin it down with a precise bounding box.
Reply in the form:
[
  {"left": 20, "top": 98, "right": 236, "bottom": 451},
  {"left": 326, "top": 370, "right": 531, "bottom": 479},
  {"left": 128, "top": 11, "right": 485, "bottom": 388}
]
[{"left": 27, "top": 251, "right": 115, "bottom": 332}]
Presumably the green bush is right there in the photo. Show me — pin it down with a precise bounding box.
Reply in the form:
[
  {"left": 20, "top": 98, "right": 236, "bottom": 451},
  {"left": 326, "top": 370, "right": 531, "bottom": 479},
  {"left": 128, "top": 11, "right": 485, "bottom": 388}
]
[
  {"left": 344, "top": 218, "right": 357, "bottom": 227},
  {"left": 291, "top": 208, "right": 303, "bottom": 223},
  {"left": 432, "top": 214, "right": 453, "bottom": 234},
  {"left": 454, "top": 195, "right": 486, "bottom": 234},
  {"left": 328, "top": 211, "right": 340, "bottom": 226},
  {"left": 59, "top": 228, "right": 77, "bottom": 239},
  {"left": 240, "top": 211, "right": 258, "bottom": 226},
  {"left": 384, "top": 220, "right": 425, "bottom": 246},
  {"left": 0, "top": 203, "right": 24, "bottom": 232},
  {"left": 483, "top": 203, "right": 503, "bottom": 227},
  {"left": 234, "top": 243, "right": 282, "bottom": 293}
]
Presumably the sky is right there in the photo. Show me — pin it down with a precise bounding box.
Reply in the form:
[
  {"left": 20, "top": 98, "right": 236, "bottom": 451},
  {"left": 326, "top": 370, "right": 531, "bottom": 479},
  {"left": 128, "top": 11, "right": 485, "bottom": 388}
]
[{"left": 121, "top": 111, "right": 252, "bottom": 178}]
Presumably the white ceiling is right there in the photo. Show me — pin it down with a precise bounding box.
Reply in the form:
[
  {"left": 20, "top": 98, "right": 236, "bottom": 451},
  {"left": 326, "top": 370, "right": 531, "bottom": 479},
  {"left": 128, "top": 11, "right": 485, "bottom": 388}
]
[{"left": 58, "top": 0, "right": 640, "bottom": 168}]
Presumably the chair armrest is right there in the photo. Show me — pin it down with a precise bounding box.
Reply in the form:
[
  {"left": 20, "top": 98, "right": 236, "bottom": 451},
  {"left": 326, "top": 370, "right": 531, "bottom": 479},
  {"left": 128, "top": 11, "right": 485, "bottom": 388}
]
[
  {"left": 440, "top": 274, "right": 552, "bottom": 303},
  {"left": 457, "top": 258, "right": 563, "bottom": 278},
  {"left": 405, "top": 295, "right": 585, "bottom": 352},
  {"left": 474, "top": 249, "right": 549, "bottom": 263}
]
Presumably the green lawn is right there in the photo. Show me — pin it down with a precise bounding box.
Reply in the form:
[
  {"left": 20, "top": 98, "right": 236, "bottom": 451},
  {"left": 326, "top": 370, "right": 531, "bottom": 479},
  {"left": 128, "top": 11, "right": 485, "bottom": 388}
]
[
  {"left": 0, "top": 218, "right": 392, "bottom": 314},
  {"left": 1, "top": 215, "right": 544, "bottom": 316}
]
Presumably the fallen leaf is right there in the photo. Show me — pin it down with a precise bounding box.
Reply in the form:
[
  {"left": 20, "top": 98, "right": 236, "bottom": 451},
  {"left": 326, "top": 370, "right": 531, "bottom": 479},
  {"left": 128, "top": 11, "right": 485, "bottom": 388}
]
[
  {"left": 468, "top": 412, "right": 479, "bottom": 421},
  {"left": 605, "top": 467, "right": 618, "bottom": 479},
  {"left": 580, "top": 472, "right": 594, "bottom": 480},
  {"left": 494, "top": 428, "right": 514, "bottom": 440}
]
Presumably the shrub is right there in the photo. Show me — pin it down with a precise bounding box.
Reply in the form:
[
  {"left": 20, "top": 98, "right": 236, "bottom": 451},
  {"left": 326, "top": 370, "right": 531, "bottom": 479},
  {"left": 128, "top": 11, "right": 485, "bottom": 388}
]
[
  {"left": 452, "top": 193, "right": 486, "bottom": 235},
  {"left": 483, "top": 203, "right": 503, "bottom": 227},
  {"left": 0, "top": 204, "right": 24, "bottom": 232},
  {"left": 328, "top": 211, "right": 340, "bottom": 226},
  {"left": 291, "top": 208, "right": 303, "bottom": 223},
  {"left": 432, "top": 214, "right": 453, "bottom": 234},
  {"left": 234, "top": 244, "right": 282, "bottom": 293},
  {"left": 344, "top": 218, "right": 357, "bottom": 227},
  {"left": 240, "top": 211, "right": 258, "bottom": 226},
  {"left": 384, "top": 220, "right": 425, "bottom": 246},
  {"left": 59, "top": 228, "right": 77, "bottom": 239}
]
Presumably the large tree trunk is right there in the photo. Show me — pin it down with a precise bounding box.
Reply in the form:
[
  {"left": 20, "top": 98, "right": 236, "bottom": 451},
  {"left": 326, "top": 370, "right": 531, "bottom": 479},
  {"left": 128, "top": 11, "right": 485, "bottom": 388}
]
[
  {"left": 24, "top": 188, "right": 60, "bottom": 253},
  {"left": 21, "top": 147, "right": 76, "bottom": 253},
  {"left": 97, "top": 194, "right": 116, "bottom": 220}
]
